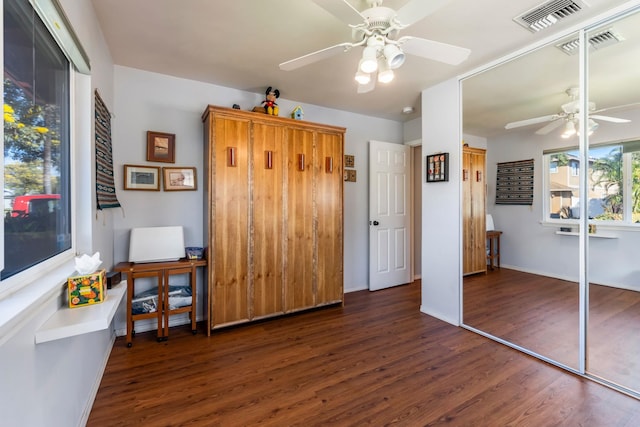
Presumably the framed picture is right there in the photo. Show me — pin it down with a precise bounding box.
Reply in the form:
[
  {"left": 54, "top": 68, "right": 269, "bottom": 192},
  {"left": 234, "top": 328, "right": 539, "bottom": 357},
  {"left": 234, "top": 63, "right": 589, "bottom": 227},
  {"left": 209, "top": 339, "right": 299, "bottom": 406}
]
[
  {"left": 123, "top": 164, "right": 160, "bottom": 191},
  {"left": 163, "top": 167, "right": 197, "bottom": 191},
  {"left": 426, "top": 153, "right": 449, "bottom": 182},
  {"left": 146, "top": 131, "right": 175, "bottom": 163}
]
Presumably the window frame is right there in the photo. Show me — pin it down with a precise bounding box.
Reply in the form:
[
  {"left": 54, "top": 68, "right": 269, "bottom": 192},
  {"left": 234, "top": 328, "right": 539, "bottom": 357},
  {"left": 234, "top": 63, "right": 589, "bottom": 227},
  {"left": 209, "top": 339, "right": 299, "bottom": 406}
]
[{"left": 0, "top": 0, "right": 81, "bottom": 300}]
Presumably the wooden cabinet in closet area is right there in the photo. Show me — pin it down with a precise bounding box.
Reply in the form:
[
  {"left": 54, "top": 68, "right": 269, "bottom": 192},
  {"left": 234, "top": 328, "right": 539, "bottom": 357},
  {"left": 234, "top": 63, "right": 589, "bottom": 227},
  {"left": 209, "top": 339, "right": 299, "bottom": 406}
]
[
  {"left": 202, "top": 106, "right": 345, "bottom": 331},
  {"left": 462, "top": 146, "right": 486, "bottom": 276}
]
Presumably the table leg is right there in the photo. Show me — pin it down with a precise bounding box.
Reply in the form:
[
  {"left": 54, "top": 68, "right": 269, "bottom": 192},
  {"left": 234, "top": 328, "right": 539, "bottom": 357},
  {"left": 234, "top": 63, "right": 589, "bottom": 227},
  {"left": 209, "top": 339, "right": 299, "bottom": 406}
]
[
  {"left": 488, "top": 237, "right": 495, "bottom": 270},
  {"left": 190, "top": 265, "right": 197, "bottom": 334},
  {"left": 126, "top": 272, "right": 134, "bottom": 347}
]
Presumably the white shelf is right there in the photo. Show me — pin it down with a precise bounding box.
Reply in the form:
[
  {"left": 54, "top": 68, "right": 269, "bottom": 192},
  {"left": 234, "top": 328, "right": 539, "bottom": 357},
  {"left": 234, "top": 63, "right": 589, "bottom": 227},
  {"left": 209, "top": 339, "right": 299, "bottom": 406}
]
[
  {"left": 35, "top": 282, "right": 126, "bottom": 344},
  {"left": 555, "top": 231, "right": 617, "bottom": 239}
]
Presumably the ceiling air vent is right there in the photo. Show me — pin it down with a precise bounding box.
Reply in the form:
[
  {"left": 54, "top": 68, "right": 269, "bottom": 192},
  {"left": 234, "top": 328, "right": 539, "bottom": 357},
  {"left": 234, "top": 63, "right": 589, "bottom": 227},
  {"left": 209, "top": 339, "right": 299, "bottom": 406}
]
[
  {"left": 514, "top": 0, "right": 587, "bottom": 33},
  {"left": 556, "top": 28, "right": 625, "bottom": 55}
]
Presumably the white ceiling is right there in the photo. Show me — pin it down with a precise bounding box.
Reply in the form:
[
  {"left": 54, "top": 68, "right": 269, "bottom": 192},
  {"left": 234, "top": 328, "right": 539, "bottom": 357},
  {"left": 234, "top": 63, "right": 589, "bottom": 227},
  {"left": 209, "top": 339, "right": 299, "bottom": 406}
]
[{"left": 91, "top": 0, "right": 638, "bottom": 133}]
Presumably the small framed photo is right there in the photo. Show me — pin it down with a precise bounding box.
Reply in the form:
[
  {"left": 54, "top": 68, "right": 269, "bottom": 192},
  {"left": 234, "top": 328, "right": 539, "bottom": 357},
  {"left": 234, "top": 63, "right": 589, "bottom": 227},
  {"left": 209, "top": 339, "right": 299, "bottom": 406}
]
[
  {"left": 146, "top": 131, "right": 175, "bottom": 163},
  {"left": 123, "top": 164, "right": 160, "bottom": 191},
  {"left": 426, "top": 153, "right": 449, "bottom": 182},
  {"left": 163, "top": 167, "right": 197, "bottom": 191}
]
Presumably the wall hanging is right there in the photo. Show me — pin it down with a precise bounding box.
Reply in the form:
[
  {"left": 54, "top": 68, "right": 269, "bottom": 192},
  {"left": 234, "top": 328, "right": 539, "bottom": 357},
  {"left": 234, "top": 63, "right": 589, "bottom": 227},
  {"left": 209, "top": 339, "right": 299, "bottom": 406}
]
[
  {"left": 94, "top": 90, "right": 121, "bottom": 209},
  {"left": 426, "top": 153, "right": 449, "bottom": 182},
  {"left": 495, "top": 159, "right": 534, "bottom": 205},
  {"left": 146, "top": 130, "right": 175, "bottom": 163}
]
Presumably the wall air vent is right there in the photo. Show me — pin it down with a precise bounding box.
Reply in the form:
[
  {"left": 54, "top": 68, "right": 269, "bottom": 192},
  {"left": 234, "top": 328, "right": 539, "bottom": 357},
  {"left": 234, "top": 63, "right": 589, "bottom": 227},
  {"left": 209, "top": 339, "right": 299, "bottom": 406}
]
[
  {"left": 514, "top": 0, "right": 587, "bottom": 33},
  {"left": 556, "top": 28, "right": 624, "bottom": 55}
]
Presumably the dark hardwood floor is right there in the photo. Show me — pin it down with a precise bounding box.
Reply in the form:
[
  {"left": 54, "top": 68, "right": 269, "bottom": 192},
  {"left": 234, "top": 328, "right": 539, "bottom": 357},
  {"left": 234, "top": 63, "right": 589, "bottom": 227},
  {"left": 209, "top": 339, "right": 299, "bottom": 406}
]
[
  {"left": 464, "top": 268, "right": 580, "bottom": 368},
  {"left": 464, "top": 268, "right": 640, "bottom": 393},
  {"left": 88, "top": 280, "right": 640, "bottom": 427}
]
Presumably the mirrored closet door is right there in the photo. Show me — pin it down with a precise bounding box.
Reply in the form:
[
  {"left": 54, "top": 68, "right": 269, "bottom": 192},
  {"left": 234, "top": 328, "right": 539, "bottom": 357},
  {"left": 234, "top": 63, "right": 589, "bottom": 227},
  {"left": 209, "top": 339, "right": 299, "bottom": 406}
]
[
  {"left": 585, "top": 9, "right": 640, "bottom": 395},
  {"left": 462, "top": 34, "right": 582, "bottom": 370},
  {"left": 462, "top": 5, "right": 640, "bottom": 398}
]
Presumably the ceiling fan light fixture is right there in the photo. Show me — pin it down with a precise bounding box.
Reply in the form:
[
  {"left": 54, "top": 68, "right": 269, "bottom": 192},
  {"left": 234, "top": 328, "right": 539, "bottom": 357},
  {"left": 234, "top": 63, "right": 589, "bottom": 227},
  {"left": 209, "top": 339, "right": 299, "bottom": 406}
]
[
  {"left": 354, "top": 70, "right": 371, "bottom": 85},
  {"left": 383, "top": 44, "right": 405, "bottom": 69},
  {"left": 359, "top": 46, "right": 379, "bottom": 73},
  {"left": 561, "top": 120, "right": 577, "bottom": 139},
  {"left": 377, "top": 62, "right": 394, "bottom": 84}
]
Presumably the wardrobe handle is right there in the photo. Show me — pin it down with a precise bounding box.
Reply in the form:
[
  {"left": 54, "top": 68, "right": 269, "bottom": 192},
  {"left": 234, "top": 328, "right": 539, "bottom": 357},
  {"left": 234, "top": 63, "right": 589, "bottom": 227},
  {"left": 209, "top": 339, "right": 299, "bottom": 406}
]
[
  {"left": 298, "top": 154, "right": 305, "bottom": 171},
  {"left": 265, "top": 150, "right": 273, "bottom": 169},
  {"left": 326, "top": 156, "right": 333, "bottom": 173},
  {"left": 227, "top": 147, "right": 236, "bottom": 167}
]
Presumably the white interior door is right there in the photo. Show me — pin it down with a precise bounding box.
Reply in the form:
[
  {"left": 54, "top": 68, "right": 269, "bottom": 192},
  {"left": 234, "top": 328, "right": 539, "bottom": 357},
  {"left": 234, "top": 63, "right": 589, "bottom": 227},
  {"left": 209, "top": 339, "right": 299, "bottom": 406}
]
[{"left": 369, "top": 140, "right": 411, "bottom": 291}]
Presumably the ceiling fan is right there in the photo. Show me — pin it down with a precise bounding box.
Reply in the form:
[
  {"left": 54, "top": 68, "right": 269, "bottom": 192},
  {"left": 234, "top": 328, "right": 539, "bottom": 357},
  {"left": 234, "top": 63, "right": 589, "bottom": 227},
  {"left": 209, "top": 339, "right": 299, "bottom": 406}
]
[
  {"left": 504, "top": 87, "right": 632, "bottom": 138},
  {"left": 278, "top": 0, "right": 471, "bottom": 93}
]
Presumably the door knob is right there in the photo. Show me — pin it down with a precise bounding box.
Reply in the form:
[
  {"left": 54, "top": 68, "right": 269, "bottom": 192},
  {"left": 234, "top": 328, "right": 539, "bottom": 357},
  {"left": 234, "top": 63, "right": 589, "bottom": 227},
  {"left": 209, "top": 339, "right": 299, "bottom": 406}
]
[{"left": 372, "top": 220, "right": 379, "bottom": 226}]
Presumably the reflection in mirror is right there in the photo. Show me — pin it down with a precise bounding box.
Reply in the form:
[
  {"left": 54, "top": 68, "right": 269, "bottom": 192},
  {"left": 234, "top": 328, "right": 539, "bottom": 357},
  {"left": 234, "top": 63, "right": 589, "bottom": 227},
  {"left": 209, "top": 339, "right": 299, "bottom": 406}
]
[
  {"left": 462, "top": 34, "right": 582, "bottom": 370},
  {"left": 586, "top": 9, "right": 640, "bottom": 396}
]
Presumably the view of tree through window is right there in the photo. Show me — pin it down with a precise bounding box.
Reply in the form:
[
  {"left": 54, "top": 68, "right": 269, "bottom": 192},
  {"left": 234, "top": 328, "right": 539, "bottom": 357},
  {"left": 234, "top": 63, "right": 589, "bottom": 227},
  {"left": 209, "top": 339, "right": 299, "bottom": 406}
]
[
  {"left": 3, "top": 0, "right": 71, "bottom": 279},
  {"left": 545, "top": 143, "right": 640, "bottom": 223}
]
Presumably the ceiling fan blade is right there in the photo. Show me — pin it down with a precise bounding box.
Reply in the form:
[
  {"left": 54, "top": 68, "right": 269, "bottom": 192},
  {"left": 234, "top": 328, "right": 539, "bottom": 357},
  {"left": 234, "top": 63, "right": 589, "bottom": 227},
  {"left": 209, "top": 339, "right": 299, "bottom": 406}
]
[
  {"left": 590, "top": 114, "right": 631, "bottom": 123},
  {"left": 535, "top": 119, "right": 565, "bottom": 135},
  {"left": 592, "top": 102, "right": 640, "bottom": 114},
  {"left": 396, "top": 0, "right": 450, "bottom": 27},
  {"left": 312, "top": 0, "right": 364, "bottom": 24},
  {"left": 279, "top": 42, "right": 354, "bottom": 71},
  {"left": 357, "top": 77, "right": 376, "bottom": 94},
  {"left": 504, "top": 114, "right": 559, "bottom": 130},
  {"left": 398, "top": 36, "right": 470, "bottom": 65}
]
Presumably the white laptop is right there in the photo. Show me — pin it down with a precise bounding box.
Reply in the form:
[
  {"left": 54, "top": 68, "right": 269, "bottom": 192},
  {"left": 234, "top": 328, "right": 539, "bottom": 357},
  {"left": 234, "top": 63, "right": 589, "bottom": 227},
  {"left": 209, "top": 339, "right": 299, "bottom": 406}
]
[{"left": 128, "top": 226, "right": 185, "bottom": 263}]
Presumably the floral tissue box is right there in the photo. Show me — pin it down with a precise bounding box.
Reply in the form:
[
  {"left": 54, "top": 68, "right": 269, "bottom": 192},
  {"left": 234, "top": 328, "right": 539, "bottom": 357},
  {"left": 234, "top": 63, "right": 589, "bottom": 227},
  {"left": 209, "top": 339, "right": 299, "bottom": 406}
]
[{"left": 68, "top": 269, "right": 106, "bottom": 308}]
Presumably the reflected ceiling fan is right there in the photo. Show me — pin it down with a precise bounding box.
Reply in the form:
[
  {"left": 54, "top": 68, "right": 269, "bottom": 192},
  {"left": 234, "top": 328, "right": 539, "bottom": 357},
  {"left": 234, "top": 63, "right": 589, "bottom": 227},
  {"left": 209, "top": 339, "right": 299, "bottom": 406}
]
[
  {"left": 505, "top": 87, "right": 632, "bottom": 138},
  {"left": 278, "top": 0, "right": 471, "bottom": 93}
]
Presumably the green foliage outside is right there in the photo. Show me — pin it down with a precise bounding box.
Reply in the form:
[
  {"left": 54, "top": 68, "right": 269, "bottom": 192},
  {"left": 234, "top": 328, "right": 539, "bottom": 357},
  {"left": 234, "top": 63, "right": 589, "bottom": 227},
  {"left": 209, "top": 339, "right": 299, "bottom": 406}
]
[
  {"left": 590, "top": 147, "right": 640, "bottom": 222},
  {"left": 3, "top": 78, "right": 61, "bottom": 198}
]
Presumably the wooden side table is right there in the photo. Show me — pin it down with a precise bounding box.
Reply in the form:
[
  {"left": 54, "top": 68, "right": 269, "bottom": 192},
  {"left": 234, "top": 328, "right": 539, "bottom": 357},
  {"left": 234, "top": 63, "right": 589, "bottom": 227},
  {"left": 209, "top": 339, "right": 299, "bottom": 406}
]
[
  {"left": 486, "top": 230, "right": 502, "bottom": 270},
  {"left": 114, "top": 258, "right": 207, "bottom": 347}
]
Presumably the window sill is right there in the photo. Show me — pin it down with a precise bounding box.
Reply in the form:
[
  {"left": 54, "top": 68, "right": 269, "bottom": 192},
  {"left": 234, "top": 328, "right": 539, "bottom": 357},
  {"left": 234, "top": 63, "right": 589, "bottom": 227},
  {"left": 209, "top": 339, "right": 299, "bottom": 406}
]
[
  {"left": 555, "top": 231, "right": 617, "bottom": 239},
  {"left": 541, "top": 221, "right": 640, "bottom": 232},
  {"left": 35, "top": 282, "right": 126, "bottom": 344},
  {"left": 0, "top": 256, "right": 76, "bottom": 347}
]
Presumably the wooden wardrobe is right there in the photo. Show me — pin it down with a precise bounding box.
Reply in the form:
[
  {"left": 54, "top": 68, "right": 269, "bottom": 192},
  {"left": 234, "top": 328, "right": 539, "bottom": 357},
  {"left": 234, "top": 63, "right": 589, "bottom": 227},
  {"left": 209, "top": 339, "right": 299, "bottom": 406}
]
[
  {"left": 202, "top": 106, "right": 345, "bottom": 331},
  {"left": 462, "top": 146, "right": 487, "bottom": 275}
]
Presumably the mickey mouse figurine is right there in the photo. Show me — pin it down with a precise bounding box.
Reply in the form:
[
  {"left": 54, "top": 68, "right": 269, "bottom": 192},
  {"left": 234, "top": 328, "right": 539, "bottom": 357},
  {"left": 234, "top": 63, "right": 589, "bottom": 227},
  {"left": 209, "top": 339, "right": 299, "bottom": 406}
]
[{"left": 262, "top": 86, "right": 280, "bottom": 115}]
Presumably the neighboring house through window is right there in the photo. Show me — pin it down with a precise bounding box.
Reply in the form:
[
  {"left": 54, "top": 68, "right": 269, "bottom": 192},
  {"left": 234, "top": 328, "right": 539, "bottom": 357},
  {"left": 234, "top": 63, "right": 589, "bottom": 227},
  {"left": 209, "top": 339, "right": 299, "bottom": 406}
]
[{"left": 544, "top": 142, "right": 640, "bottom": 224}]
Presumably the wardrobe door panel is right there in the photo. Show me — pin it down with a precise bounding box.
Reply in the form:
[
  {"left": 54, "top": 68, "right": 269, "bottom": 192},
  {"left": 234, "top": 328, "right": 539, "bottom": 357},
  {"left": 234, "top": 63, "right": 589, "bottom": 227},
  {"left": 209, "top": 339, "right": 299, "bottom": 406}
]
[
  {"left": 470, "top": 149, "right": 486, "bottom": 274},
  {"left": 212, "top": 116, "right": 250, "bottom": 326},
  {"left": 316, "top": 132, "right": 344, "bottom": 305},
  {"left": 285, "top": 127, "right": 315, "bottom": 311},
  {"left": 252, "top": 122, "right": 285, "bottom": 318},
  {"left": 462, "top": 147, "right": 486, "bottom": 275}
]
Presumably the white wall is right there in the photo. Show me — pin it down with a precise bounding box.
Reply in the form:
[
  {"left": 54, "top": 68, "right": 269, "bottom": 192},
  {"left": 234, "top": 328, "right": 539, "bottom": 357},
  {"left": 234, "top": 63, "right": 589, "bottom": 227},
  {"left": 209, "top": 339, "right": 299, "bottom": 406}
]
[
  {"left": 110, "top": 65, "right": 404, "bottom": 333},
  {"left": 404, "top": 116, "right": 422, "bottom": 142},
  {"left": 0, "top": 1, "right": 118, "bottom": 426},
  {"left": 420, "top": 78, "right": 462, "bottom": 325}
]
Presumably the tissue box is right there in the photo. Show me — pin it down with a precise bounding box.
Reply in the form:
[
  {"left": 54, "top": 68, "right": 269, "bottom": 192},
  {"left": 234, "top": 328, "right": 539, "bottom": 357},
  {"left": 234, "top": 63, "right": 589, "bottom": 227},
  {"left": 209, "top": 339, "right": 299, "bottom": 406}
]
[{"left": 68, "top": 269, "right": 106, "bottom": 308}]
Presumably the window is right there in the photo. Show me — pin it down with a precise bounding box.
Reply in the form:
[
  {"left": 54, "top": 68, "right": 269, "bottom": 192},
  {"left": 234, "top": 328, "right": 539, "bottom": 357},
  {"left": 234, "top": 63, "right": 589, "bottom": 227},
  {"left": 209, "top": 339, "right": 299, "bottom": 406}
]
[
  {"left": 544, "top": 141, "right": 640, "bottom": 223},
  {"left": 3, "top": 0, "right": 71, "bottom": 280},
  {"left": 570, "top": 160, "right": 579, "bottom": 176}
]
